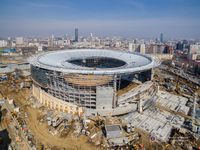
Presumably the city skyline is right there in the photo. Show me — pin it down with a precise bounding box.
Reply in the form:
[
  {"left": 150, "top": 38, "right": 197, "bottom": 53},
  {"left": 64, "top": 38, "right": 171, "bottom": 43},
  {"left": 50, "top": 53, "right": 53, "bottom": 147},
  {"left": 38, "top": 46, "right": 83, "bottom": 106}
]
[{"left": 0, "top": 0, "right": 200, "bottom": 39}]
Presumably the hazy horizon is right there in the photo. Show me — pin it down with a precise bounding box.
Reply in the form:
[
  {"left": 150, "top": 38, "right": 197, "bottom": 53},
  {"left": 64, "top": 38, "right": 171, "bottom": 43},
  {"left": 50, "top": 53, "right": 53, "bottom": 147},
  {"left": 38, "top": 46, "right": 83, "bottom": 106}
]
[{"left": 1, "top": 0, "right": 200, "bottom": 39}]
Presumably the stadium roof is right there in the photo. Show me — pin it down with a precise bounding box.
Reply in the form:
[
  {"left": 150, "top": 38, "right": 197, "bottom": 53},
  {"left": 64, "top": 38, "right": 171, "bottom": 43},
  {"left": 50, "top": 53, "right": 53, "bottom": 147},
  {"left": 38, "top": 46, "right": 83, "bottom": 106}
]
[{"left": 28, "top": 49, "right": 160, "bottom": 75}]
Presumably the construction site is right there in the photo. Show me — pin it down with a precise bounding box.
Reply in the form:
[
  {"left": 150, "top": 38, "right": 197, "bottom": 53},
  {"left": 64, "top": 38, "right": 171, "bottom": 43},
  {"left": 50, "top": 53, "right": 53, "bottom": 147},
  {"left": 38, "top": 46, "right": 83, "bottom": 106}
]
[{"left": 0, "top": 49, "right": 200, "bottom": 150}]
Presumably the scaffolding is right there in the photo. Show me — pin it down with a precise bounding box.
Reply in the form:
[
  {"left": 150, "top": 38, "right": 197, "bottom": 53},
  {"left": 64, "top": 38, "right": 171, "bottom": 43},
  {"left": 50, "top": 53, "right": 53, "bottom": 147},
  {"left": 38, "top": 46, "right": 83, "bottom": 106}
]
[
  {"left": 29, "top": 49, "right": 161, "bottom": 115},
  {"left": 31, "top": 64, "right": 156, "bottom": 111}
]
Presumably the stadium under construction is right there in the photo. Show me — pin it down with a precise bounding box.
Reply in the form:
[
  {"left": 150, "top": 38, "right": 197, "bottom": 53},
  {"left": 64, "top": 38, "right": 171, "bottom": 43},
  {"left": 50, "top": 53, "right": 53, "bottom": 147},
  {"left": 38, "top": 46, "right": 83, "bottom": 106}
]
[{"left": 28, "top": 49, "right": 160, "bottom": 116}]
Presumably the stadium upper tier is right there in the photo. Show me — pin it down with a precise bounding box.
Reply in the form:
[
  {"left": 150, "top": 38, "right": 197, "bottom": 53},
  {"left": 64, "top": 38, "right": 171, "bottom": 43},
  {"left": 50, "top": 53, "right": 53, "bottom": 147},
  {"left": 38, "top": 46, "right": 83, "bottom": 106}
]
[{"left": 28, "top": 49, "right": 159, "bottom": 74}]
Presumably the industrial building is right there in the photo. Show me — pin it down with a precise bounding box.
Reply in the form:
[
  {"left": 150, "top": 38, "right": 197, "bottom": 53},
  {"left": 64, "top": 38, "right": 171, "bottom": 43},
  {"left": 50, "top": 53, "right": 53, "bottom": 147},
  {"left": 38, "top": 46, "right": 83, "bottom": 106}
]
[
  {"left": 0, "top": 63, "right": 30, "bottom": 74},
  {"left": 29, "top": 49, "right": 160, "bottom": 116}
]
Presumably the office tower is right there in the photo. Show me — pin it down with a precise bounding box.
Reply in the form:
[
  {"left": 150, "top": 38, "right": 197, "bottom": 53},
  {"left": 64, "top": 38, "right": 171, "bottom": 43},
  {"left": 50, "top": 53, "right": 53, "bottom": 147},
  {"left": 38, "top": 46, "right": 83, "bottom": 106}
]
[
  {"left": 75, "top": 28, "right": 78, "bottom": 42},
  {"left": 7, "top": 37, "right": 11, "bottom": 47},
  {"left": 176, "top": 41, "right": 184, "bottom": 51},
  {"left": 64, "top": 34, "right": 68, "bottom": 40},
  {"left": 160, "top": 33, "right": 163, "bottom": 43},
  {"left": 48, "top": 34, "right": 54, "bottom": 47}
]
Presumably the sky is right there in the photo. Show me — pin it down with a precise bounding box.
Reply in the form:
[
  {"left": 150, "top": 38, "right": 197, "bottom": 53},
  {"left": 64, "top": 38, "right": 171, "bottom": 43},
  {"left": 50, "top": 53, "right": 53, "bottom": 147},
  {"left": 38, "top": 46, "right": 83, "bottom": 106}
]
[{"left": 0, "top": 0, "right": 200, "bottom": 39}]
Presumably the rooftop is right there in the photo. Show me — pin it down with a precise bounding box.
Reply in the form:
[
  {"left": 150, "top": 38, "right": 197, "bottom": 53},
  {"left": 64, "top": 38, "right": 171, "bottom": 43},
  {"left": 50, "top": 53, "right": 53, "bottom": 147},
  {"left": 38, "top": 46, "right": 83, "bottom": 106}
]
[
  {"left": 29, "top": 49, "right": 160, "bottom": 75},
  {"left": 105, "top": 124, "right": 122, "bottom": 132}
]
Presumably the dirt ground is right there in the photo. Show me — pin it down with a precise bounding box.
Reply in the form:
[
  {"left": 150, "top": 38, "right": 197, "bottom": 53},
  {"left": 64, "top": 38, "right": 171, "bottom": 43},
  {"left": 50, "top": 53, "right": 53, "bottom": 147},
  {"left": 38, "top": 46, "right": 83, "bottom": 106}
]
[
  {"left": 27, "top": 107, "right": 96, "bottom": 149},
  {"left": 1, "top": 66, "right": 199, "bottom": 150},
  {"left": 0, "top": 81, "right": 98, "bottom": 150}
]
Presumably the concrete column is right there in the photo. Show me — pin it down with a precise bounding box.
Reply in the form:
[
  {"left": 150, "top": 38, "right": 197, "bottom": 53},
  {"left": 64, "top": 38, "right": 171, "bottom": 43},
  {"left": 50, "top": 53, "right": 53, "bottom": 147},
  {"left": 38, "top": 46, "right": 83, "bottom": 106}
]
[
  {"left": 113, "top": 75, "right": 117, "bottom": 108},
  {"left": 138, "top": 99, "right": 143, "bottom": 113},
  {"left": 39, "top": 88, "right": 43, "bottom": 103},
  {"left": 151, "top": 69, "right": 154, "bottom": 80}
]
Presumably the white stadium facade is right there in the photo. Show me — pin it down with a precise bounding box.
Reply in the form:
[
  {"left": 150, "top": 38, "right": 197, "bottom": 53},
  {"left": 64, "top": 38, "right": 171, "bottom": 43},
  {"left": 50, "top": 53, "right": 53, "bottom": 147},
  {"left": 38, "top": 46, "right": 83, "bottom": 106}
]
[{"left": 29, "top": 49, "right": 160, "bottom": 116}]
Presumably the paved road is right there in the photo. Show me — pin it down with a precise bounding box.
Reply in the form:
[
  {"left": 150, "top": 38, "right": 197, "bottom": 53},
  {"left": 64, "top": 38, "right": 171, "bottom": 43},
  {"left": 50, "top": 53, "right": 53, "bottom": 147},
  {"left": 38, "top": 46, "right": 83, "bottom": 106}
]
[{"left": 159, "top": 65, "right": 200, "bottom": 86}]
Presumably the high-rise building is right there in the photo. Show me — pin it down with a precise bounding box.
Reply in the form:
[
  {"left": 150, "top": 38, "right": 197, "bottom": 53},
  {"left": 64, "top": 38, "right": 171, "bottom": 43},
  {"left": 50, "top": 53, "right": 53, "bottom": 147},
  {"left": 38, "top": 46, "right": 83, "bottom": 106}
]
[
  {"left": 90, "top": 33, "right": 93, "bottom": 38},
  {"left": 140, "top": 44, "right": 146, "bottom": 54},
  {"left": 160, "top": 33, "right": 163, "bottom": 43},
  {"left": 0, "top": 40, "right": 8, "bottom": 47},
  {"left": 176, "top": 41, "right": 184, "bottom": 50},
  {"left": 7, "top": 37, "right": 11, "bottom": 47},
  {"left": 16, "top": 37, "right": 24, "bottom": 45},
  {"left": 129, "top": 43, "right": 140, "bottom": 52},
  {"left": 188, "top": 44, "right": 200, "bottom": 60},
  {"left": 129, "top": 43, "right": 133, "bottom": 52},
  {"left": 48, "top": 34, "right": 54, "bottom": 47},
  {"left": 75, "top": 28, "right": 78, "bottom": 42},
  {"left": 38, "top": 45, "right": 43, "bottom": 52},
  {"left": 189, "top": 44, "right": 200, "bottom": 54}
]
